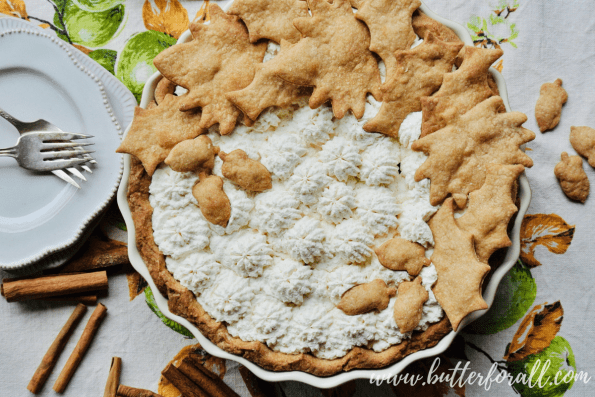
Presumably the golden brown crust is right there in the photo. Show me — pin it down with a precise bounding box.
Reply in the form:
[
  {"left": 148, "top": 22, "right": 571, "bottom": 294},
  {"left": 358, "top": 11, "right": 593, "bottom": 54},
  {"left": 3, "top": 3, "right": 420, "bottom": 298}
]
[
  {"left": 535, "top": 79, "right": 567, "bottom": 133},
  {"left": 269, "top": 0, "right": 382, "bottom": 119},
  {"left": 336, "top": 279, "right": 396, "bottom": 316},
  {"left": 554, "top": 152, "right": 590, "bottom": 203},
  {"left": 412, "top": 11, "right": 462, "bottom": 44},
  {"left": 127, "top": 158, "right": 452, "bottom": 376},
  {"left": 570, "top": 126, "right": 595, "bottom": 168},
  {"left": 227, "top": 0, "right": 309, "bottom": 44}
]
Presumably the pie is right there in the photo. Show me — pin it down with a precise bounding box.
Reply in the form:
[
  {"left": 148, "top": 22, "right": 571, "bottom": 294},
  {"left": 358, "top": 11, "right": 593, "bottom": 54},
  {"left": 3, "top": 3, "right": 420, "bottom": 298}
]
[{"left": 120, "top": 0, "right": 534, "bottom": 375}]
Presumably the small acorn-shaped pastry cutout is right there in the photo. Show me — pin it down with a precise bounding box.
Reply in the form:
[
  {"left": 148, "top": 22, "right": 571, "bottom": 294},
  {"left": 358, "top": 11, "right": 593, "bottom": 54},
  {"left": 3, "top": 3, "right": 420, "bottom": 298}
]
[
  {"left": 165, "top": 136, "right": 219, "bottom": 173},
  {"left": 535, "top": 78, "right": 568, "bottom": 132},
  {"left": 554, "top": 152, "right": 590, "bottom": 203},
  {"left": 219, "top": 149, "right": 272, "bottom": 192},
  {"left": 393, "top": 277, "right": 429, "bottom": 333},
  {"left": 336, "top": 279, "right": 396, "bottom": 316},
  {"left": 375, "top": 238, "right": 431, "bottom": 276},
  {"left": 192, "top": 173, "right": 231, "bottom": 227}
]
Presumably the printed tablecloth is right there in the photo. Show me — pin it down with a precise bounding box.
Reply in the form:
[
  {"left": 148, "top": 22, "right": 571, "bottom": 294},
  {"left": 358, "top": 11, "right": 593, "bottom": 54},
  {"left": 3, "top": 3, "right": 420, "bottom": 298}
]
[{"left": 0, "top": 0, "right": 593, "bottom": 396}]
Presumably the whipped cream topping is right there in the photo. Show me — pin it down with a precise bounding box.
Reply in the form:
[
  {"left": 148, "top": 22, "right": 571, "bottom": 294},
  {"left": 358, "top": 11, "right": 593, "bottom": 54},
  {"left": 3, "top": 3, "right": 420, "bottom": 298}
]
[{"left": 149, "top": 44, "right": 444, "bottom": 359}]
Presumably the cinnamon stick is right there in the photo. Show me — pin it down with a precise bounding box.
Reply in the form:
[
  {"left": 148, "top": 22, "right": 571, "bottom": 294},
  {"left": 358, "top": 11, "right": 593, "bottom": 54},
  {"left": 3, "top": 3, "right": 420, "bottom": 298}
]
[
  {"left": 1, "top": 271, "right": 108, "bottom": 302},
  {"left": 179, "top": 357, "right": 239, "bottom": 397},
  {"left": 27, "top": 303, "right": 88, "bottom": 394},
  {"left": 45, "top": 294, "right": 98, "bottom": 305},
  {"left": 53, "top": 303, "right": 108, "bottom": 393},
  {"left": 161, "top": 363, "right": 207, "bottom": 397},
  {"left": 103, "top": 357, "right": 122, "bottom": 397},
  {"left": 117, "top": 385, "right": 163, "bottom": 397}
]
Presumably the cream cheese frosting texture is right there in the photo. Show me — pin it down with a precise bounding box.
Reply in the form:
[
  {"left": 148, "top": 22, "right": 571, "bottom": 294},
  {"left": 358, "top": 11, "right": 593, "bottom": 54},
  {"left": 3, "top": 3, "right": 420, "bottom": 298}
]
[{"left": 148, "top": 41, "right": 444, "bottom": 360}]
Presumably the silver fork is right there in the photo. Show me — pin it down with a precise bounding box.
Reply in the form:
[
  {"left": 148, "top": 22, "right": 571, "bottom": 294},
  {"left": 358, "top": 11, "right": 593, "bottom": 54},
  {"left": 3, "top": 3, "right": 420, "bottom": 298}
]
[
  {"left": 0, "top": 106, "right": 96, "bottom": 187},
  {"left": 0, "top": 131, "right": 93, "bottom": 171}
]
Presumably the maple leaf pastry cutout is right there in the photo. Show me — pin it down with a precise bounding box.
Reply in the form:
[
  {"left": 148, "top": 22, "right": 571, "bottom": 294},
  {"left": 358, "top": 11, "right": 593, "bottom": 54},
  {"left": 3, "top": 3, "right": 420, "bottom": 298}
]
[
  {"left": 116, "top": 95, "right": 206, "bottom": 176},
  {"left": 429, "top": 198, "right": 491, "bottom": 331},
  {"left": 363, "top": 33, "right": 463, "bottom": 139},
  {"left": 411, "top": 96, "right": 535, "bottom": 206},
  {"left": 456, "top": 164, "right": 525, "bottom": 263},
  {"left": 268, "top": 0, "right": 382, "bottom": 119},
  {"left": 227, "top": 40, "right": 313, "bottom": 121},
  {"left": 420, "top": 46, "right": 503, "bottom": 138},
  {"left": 227, "top": 0, "right": 309, "bottom": 44},
  {"left": 355, "top": 0, "right": 421, "bottom": 74},
  {"left": 153, "top": 4, "right": 266, "bottom": 135}
]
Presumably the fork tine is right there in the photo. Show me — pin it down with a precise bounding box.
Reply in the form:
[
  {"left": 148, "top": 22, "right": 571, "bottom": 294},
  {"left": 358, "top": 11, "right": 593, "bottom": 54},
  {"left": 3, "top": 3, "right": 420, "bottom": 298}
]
[
  {"left": 41, "top": 157, "right": 89, "bottom": 170},
  {"left": 52, "top": 170, "right": 81, "bottom": 189},
  {"left": 82, "top": 165, "right": 93, "bottom": 173},
  {"left": 67, "top": 167, "right": 87, "bottom": 181},
  {"left": 38, "top": 132, "right": 94, "bottom": 141},
  {"left": 41, "top": 142, "right": 94, "bottom": 150},
  {"left": 42, "top": 149, "right": 95, "bottom": 159}
]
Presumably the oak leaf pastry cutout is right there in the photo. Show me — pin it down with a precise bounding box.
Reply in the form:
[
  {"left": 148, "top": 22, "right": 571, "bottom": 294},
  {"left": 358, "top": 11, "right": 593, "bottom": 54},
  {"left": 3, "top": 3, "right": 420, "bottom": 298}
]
[
  {"left": 355, "top": 0, "right": 421, "bottom": 74},
  {"left": 535, "top": 79, "right": 567, "bottom": 132},
  {"left": 363, "top": 33, "right": 463, "bottom": 138},
  {"left": 164, "top": 136, "right": 219, "bottom": 173},
  {"left": 192, "top": 173, "right": 231, "bottom": 227},
  {"left": 412, "top": 11, "right": 462, "bottom": 44},
  {"left": 374, "top": 237, "right": 430, "bottom": 276},
  {"left": 227, "top": 40, "right": 313, "bottom": 121},
  {"left": 153, "top": 4, "right": 267, "bottom": 135},
  {"left": 412, "top": 96, "right": 535, "bottom": 206},
  {"left": 554, "top": 152, "right": 589, "bottom": 203},
  {"left": 220, "top": 149, "right": 273, "bottom": 192},
  {"left": 429, "top": 198, "right": 491, "bottom": 331},
  {"left": 227, "top": 0, "right": 309, "bottom": 44},
  {"left": 420, "top": 46, "right": 503, "bottom": 138},
  {"left": 456, "top": 164, "right": 525, "bottom": 263},
  {"left": 393, "top": 277, "right": 428, "bottom": 333},
  {"left": 268, "top": 0, "right": 382, "bottom": 119},
  {"left": 336, "top": 279, "right": 396, "bottom": 316},
  {"left": 154, "top": 77, "right": 176, "bottom": 105},
  {"left": 570, "top": 126, "right": 595, "bottom": 168},
  {"left": 116, "top": 94, "right": 205, "bottom": 176}
]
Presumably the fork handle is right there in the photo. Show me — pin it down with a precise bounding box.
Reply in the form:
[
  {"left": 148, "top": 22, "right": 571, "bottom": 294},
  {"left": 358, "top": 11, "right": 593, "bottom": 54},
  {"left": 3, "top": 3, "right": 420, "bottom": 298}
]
[
  {"left": 0, "top": 146, "right": 17, "bottom": 158},
  {"left": 0, "top": 106, "right": 26, "bottom": 131}
]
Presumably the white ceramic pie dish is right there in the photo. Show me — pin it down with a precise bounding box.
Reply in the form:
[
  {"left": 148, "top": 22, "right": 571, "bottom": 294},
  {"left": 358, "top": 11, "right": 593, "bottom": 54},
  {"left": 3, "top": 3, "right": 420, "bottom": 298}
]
[{"left": 117, "top": 2, "right": 531, "bottom": 388}]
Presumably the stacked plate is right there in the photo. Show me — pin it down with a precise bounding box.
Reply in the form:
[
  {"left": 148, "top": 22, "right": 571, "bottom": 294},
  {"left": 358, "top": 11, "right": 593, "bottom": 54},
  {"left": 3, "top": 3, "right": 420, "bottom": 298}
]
[{"left": 0, "top": 17, "right": 135, "bottom": 274}]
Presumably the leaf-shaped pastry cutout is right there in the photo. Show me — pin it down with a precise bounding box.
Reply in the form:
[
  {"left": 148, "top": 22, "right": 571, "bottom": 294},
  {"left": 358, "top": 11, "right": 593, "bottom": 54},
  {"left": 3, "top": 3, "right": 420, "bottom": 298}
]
[
  {"left": 155, "top": 77, "right": 176, "bottom": 105},
  {"left": 355, "top": 0, "right": 421, "bottom": 73},
  {"left": 227, "top": 40, "right": 312, "bottom": 121},
  {"left": 520, "top": 214, "right": 575, "bottom": 268},
  {"left": 535, "top": 79, "right": 568, "bottom": 133},
  {"left": 570, "top": 126, "right": 595, "bottom": 168},
  {"left": 363, "top": 33, "right": 463, "bottom": 138},
  {"left": 412, "top": 96, "right": 535, "bottom": 206},
  {"left": 412, "top": 11, "right": 462, "bottom": 44},
  {"left": 504, "top": 301, "right": 564, "bottom": 362},
  {"left": 116, "top": 94, "right": 205, "bottom": 176},
  {"left": 456, "top": 164, "right": 524, "bottom": 262},
  {"left": 554, "top": 152, "right": 590, "bottom": 203},
  {"left": 142, "top": 0, "right": 189, "bottom": 39},
  {"left": 268, "top": 0, "right": 381, "bottom": 119},
  {"left": 336, "top": 279, "right": 396, "bottom": 315},
  {"left": 220, "top": 149, "right": 272, "bottom": 192},
  {"left": 375, "top": 237, "right": 430, "bottom": 276},
  {"left": 165, "top": 136, "right": 218, "bottom": 173},
  {"left": 429, "top": 198, "right": 491, "bottom": 331},
  {"left": 153, "top": 4, "right": 266, "bottom": 134},
  {"left": 192, "top": 173, "right": 231, "bottom": 227},
  {"left": 420, "top": 46, "right": 503, "bottom": 138},
  {"left": 227, "top": 0, "right": 308, "bottom": 44},
  {"left": 393, "top": 277, "right": 428, "bottom": 333}
]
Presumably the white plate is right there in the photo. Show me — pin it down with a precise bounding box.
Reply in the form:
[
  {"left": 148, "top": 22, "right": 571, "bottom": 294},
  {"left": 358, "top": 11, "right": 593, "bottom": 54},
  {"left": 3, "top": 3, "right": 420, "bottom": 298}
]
[
  {"left": 0, "top": 25, "right": 124, "bottom": 270},
  {"left": 0, "top": 17, "right": 136, "bottom": 274},
  {"left": 118, "top": 1, "right": 532, "bottom": 388}
]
